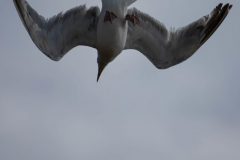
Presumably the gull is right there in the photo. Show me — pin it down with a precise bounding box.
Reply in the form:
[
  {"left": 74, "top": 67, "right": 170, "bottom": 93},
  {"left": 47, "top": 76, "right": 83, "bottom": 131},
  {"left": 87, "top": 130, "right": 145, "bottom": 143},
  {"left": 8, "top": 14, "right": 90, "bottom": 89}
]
[{"left": 13, "top": 0, "right": 232, "bottom": 81}]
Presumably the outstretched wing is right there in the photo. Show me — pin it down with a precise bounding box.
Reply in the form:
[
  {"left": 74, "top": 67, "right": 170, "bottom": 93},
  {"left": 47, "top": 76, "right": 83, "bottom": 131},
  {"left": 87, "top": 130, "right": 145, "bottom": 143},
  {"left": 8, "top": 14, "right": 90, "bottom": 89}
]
[
  {"left": 13, "top": 0, "right": 100, "bottom": 61},
  {"left": 125, "top": 3, "right": 232, "bottom": 69}
]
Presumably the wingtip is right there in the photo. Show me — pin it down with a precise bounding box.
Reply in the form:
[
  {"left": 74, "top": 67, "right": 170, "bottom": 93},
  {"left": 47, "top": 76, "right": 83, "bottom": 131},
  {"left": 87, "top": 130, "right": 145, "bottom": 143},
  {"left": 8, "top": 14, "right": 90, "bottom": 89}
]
[
  {"left": 13, "top": 0, "right": 33, "bottom": 34},
  {"left": 200, "top": 3, "right": 232, "bottom": 45},
  {"left": 216, "top": 3, "right": 223, "bottom": 10}
]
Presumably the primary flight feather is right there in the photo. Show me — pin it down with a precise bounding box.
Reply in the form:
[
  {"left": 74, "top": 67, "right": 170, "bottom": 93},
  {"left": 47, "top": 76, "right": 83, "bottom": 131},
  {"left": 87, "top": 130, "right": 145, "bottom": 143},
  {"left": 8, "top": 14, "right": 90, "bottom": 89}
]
[{"left": 13, "top": 0, "right": 232, "bottom": 81}]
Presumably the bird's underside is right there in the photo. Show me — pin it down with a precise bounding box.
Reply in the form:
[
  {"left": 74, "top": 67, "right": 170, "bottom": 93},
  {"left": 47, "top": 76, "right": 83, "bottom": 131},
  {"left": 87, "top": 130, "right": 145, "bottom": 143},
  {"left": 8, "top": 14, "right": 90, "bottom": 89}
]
[{"left": 13, "top": 0, "right": 232, "bottom": 81}]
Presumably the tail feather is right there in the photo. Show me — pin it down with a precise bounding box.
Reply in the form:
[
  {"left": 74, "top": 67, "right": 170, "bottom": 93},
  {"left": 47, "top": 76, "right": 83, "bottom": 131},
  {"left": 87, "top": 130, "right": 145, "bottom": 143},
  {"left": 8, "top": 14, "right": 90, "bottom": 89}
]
[{"left": 124, "top": 0, "right": 137, "bottom": 6}]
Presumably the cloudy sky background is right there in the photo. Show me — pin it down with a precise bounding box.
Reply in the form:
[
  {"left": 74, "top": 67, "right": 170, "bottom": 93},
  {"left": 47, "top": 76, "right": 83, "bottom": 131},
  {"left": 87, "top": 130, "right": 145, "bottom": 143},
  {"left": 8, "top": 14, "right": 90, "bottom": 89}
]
[{"left": 0, "top": 0, "right": 240, "bottom": 160}]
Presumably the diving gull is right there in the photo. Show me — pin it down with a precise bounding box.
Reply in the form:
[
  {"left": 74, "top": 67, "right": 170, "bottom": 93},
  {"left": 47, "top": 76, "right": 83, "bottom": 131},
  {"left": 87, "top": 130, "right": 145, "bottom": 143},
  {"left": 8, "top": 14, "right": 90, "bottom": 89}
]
[{"left": 13, "top": 0, "right": 232, "bottom": 81}]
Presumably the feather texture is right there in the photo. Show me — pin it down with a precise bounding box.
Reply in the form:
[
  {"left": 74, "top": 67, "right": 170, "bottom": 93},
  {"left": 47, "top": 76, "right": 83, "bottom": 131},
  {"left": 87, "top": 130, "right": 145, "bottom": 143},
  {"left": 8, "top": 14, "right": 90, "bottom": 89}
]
[
  {"left": 125, "top": 3, "right": 232, "bottom": 69},
  {"left": 14, "top": 0, "right": 100, "bottom": 61}
]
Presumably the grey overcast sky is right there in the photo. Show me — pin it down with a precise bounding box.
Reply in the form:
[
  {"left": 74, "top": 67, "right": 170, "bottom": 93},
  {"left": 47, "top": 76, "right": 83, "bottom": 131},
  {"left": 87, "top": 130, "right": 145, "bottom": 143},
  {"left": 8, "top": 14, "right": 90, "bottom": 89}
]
[{"left": 0, "top": 0, "right": 240, "bottom": 160}]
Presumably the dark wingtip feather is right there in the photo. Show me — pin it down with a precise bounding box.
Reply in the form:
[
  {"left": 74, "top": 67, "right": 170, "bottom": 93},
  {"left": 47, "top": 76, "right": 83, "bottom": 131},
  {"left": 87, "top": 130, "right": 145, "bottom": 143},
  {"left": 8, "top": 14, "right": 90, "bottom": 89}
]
[
  {"left": 13, "top": 0, "right": 31, "bottom": 33},
  {"left": 200, "top": 3, "right": 232, "bottom": 45}
]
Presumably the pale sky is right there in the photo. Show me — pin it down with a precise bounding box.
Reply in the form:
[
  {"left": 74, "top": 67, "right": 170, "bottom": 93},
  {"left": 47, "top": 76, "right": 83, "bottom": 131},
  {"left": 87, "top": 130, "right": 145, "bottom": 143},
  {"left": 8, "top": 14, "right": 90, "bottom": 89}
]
[{"left": 0, "top": 0, "right": 240, "bottom": 160}]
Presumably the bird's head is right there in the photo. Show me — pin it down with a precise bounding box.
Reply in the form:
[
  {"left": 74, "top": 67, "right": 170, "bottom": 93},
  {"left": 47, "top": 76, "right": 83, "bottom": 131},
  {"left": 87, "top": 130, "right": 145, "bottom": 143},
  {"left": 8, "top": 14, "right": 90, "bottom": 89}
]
[{"left": 97, "top": 52, "right": 113, "bottom": 82}]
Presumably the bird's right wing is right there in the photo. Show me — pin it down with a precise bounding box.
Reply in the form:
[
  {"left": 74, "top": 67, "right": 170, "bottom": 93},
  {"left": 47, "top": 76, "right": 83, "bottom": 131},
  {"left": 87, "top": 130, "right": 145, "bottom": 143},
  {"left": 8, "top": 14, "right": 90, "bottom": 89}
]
[
  {"left": 13, "top": 0, "right": 100, "bottom": 61},
  {"left": 125, "top": 3, "right": 232, "bottom": 69}
]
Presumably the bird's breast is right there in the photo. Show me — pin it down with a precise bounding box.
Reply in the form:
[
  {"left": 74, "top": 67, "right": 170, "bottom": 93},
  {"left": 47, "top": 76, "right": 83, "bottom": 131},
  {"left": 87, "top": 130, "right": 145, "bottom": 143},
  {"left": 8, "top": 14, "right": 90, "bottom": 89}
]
[{"left": 97, "top": 14, "right": 128, "bottom": 59}]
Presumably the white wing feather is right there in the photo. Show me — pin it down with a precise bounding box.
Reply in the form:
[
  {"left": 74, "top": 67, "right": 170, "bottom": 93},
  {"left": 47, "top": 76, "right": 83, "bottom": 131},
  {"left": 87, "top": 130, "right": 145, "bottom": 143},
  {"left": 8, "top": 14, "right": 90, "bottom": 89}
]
[
  {"left": 125, "top": 3, "right": 232, "bottom": 69},
  {"left": 13, "top": 0, "right": 100, "bottom": 61}
]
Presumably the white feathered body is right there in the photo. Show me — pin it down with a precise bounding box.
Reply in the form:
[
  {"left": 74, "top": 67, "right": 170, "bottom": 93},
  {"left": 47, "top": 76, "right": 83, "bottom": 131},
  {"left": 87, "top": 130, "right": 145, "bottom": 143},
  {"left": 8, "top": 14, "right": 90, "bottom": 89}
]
[{"left": 97, "top": 0, "right": 135, "bottom": 61}]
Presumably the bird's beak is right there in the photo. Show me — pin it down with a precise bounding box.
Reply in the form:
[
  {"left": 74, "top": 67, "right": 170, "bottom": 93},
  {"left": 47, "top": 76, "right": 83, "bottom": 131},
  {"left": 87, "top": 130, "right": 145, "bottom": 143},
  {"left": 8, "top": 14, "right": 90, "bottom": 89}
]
[{"left": 97, "top": 62, "right": 107, "bottom": 82}]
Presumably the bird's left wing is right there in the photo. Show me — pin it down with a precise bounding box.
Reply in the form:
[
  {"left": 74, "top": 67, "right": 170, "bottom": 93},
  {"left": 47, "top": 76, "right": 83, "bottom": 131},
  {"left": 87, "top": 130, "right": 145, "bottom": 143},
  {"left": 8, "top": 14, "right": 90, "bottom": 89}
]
[
  {"left": 14, "top": 0, "right": 100, "bottom": 61},
  {"left": 125, "top": 3, "right": 232, "bottom": 69}
]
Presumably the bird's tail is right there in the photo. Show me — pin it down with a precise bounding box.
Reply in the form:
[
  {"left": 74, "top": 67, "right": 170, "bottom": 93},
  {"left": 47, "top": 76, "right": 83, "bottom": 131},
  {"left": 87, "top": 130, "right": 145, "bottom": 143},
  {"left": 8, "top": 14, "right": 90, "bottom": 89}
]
[{"left": 124, "top": 0, "right": 137, "bottom": 7}]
